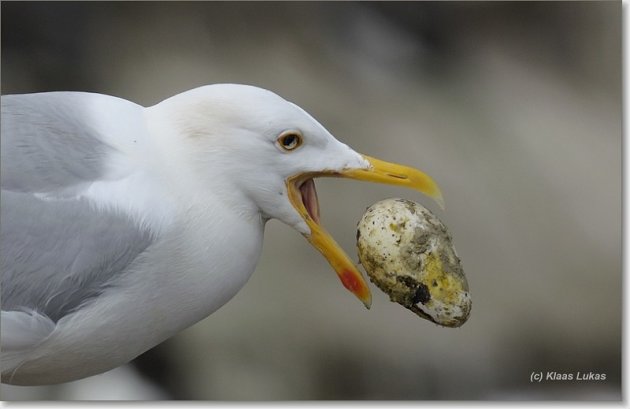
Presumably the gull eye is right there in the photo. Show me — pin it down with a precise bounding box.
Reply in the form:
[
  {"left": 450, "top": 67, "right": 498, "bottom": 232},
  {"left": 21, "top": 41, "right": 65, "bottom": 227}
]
[{"left": 277, "top": 131, "right": 303, "bottom": 152}]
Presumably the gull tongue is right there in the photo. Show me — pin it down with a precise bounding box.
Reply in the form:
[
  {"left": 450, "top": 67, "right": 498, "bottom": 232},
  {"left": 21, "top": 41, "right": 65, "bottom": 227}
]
[{"left": 299, "top": 179, "right": 320, "bottom": 224}]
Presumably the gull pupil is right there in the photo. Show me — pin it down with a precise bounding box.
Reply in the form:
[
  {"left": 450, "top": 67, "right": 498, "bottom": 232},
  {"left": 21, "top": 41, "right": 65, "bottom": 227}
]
[{"left": 284, "top": 135, "right": 296, "bottom": 147}]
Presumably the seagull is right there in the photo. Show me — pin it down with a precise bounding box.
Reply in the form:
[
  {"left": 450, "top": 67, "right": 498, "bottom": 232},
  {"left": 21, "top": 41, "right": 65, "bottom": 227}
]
[{"left": 1, "top": 84, "right": 443, "bottom": 385}]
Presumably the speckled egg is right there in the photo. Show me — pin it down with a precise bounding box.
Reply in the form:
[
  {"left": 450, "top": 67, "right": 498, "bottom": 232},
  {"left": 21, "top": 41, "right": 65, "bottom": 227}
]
[{"left": 357, "top": 198, "right": 470, "bottom": 327}]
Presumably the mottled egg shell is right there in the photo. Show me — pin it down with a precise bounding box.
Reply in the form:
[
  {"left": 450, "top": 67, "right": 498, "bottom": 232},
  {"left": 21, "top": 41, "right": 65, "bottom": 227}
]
[{"left": 357, "top": 198, "right": 470, "bottom": 327}]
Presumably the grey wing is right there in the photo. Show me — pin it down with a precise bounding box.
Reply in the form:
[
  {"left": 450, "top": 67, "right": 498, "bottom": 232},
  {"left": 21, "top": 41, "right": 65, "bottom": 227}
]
[
  {"left": 1, "top": 93, "right": 155, "bottom": 324},
  {"left": 2, "top": 93, "right": 114, "bottom": 195},
  {"left": 1, "top": 191, "right": 153, "bottom": 322}
]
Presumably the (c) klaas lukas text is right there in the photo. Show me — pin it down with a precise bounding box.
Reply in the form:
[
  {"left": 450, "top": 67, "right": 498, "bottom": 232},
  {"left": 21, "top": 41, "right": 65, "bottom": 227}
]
[{"left": 530, "top": 371, "right": 606, "bottom": 382}]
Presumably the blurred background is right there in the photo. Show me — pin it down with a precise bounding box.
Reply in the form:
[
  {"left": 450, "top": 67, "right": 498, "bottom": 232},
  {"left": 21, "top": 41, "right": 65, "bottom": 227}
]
[{"left": 0, "top": 1, "right": 621, "bottom": 401}]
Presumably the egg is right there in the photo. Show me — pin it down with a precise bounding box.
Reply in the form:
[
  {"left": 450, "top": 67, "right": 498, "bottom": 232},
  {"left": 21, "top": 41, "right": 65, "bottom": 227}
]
[{"left": 356, "top": 198, "right": 471, "bottom": 327}]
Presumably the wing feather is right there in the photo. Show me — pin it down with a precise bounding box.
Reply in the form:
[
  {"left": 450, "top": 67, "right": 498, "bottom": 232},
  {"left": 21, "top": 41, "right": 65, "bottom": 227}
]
[
  {"left": 1, "top": 92, "right": 157, "bottom": 325},
  {"left": 1, "top": 93, "right": 119, "bottom": 194}
]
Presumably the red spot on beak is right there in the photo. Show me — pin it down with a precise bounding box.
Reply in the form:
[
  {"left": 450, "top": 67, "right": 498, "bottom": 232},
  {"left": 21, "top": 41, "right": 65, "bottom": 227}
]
[
  {"left": 340, "top": 270, "right": 362, "bottom": 293},
  {"left": 340, "top": 270, "right": 371, "bottom": 308}
]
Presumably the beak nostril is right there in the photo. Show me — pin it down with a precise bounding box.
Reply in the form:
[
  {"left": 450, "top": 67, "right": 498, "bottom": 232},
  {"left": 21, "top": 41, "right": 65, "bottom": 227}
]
[{"left": 387, "top": 173, "right": 408, "bottom": 180}]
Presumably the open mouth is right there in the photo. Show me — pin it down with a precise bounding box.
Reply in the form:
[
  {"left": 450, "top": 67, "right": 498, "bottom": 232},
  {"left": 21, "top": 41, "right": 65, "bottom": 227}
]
[
  {"left": 287, "top": 171, "right": 337, "bottom": 228},
  {"left": 286, "top": 172, "right": 373, "bottom": 308},
  {"left": 286, "top": 173, "right": 316, "bottom": 226},
  {"left": 299, "top": 179, "right": 320, "bottom": 225},
  {"left": 285, "top": 154, "right": 444, "bottom": 309}
]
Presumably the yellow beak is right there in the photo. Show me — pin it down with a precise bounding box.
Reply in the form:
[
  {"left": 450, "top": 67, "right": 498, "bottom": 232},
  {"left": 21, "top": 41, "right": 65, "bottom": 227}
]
[{"left": 286, "top": 154, "right": 443, "bottom": 308}]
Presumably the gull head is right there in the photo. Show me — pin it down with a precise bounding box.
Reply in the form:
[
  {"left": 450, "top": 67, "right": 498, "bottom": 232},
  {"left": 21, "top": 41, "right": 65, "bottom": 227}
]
[{"left": 150, "top": 84, "right": 444, "bottom": 308}]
